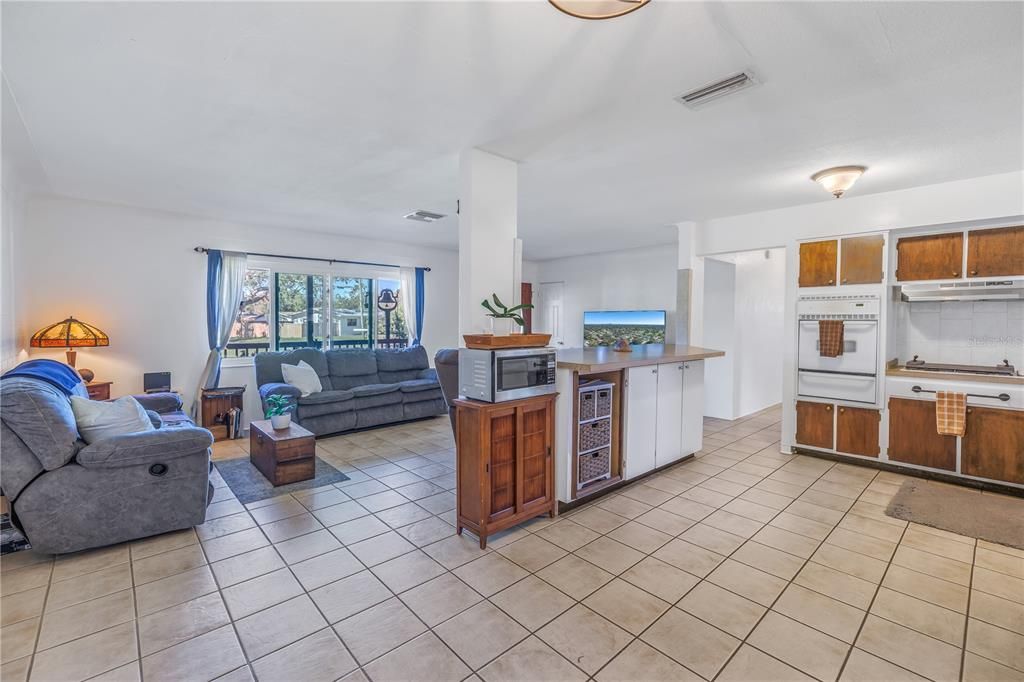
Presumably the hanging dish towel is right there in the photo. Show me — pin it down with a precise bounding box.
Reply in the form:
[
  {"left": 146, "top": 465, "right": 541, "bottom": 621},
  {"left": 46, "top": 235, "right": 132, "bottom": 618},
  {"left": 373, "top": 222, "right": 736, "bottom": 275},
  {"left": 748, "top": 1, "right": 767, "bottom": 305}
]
[
  {"left": 818, "top": 320, "right": 845, "bottom": 357},
  {"left": 935, "top": 391, "right": 967, "bottom": 437}
]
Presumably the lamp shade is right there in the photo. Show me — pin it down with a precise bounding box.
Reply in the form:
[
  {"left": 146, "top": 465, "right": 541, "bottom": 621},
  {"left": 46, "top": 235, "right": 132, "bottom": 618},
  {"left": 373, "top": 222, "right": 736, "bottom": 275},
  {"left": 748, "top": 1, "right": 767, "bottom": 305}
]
[{"left": 30, "top": 317, "right": 109, "bottom": 349}]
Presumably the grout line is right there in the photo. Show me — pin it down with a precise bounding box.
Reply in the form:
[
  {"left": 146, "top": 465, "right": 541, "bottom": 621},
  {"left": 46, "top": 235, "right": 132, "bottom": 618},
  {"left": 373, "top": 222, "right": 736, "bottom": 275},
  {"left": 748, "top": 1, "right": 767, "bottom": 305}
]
[{"left": 959, "top": 540, "right": 977, "bottom": 682}]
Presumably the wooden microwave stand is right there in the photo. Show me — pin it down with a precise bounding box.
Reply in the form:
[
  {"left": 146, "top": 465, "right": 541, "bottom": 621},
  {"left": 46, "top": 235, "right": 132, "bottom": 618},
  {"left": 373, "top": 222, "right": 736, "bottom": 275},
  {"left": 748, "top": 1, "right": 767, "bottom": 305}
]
[{"left": 454, "top": 394, "right": 558, "bottom": 548}]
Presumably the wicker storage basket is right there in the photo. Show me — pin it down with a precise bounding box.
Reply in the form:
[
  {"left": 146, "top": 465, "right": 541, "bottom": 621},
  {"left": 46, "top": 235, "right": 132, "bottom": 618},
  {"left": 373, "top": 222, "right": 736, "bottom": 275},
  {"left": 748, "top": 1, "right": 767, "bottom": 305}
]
[
  {"left": 578, "top": 447, "right": 611, "bottom": 486},
  {"left": 579, "top": 389, "right": 596, "bottom": 421},
  {"left": 579, "top": 418, "right": 611, "bottom": 452}
]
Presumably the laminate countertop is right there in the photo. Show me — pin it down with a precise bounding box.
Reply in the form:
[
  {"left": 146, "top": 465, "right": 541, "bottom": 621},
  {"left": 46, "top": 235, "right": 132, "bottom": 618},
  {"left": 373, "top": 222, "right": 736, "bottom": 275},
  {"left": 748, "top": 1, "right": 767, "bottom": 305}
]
[{"left": 556, "top": 344, "right": 725, "bottom": 374}]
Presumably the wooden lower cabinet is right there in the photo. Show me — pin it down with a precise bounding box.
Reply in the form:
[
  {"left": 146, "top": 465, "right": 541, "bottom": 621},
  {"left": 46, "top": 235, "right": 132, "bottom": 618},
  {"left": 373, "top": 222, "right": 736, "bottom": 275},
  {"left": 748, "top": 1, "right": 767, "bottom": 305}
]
[
  {"left": 454, "top": 394, "right": 557, "bottom": 548},
  {"left": 962, "top": 406, "right": 1024, "bottom": 485},
  {"left": 796, "top": 401, "right": 834, "bottom": 450},
  {"left": 887, "top": 398, "right": 956, "bottom": 471},
  {"left": 836, "top": 406, "right": 880, "bottom": 457}
]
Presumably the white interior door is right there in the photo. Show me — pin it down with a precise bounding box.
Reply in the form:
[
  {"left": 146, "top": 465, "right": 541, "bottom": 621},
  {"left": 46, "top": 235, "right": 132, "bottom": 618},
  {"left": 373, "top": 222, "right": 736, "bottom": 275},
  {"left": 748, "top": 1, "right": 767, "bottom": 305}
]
[
  {"left": 537, "top": 282, "right": 565, "bottom": 346},
  {"left": 681, "top": 360, "right": 704, "bottom": 455},
  {"left": 624, "top": 366, "right": 658, "bottom": 479},
  {"left": 655, "top": 363, "right": 684, "bottom": 467}
]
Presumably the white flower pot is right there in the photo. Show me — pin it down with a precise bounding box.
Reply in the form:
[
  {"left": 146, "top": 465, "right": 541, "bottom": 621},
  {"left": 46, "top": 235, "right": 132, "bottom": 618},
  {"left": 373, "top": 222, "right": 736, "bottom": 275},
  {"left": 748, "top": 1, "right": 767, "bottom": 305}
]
[{"left": 270, "top": 414, "right": 291, "bottom": 430}]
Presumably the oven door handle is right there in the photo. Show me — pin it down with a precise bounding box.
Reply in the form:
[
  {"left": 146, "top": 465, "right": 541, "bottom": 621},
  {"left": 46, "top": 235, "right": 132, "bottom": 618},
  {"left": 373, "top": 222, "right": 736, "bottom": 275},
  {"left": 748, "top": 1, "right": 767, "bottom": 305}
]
[{"left": 911, "top": 385, "right": 1011, "bottom": 402}]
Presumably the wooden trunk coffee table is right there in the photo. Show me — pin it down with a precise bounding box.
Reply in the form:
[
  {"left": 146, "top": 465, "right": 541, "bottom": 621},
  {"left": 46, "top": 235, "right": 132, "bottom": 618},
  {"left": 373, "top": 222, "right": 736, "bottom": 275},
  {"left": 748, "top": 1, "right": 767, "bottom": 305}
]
[{"left": 249, "top": 419, "right": 316, "bottom": 486}]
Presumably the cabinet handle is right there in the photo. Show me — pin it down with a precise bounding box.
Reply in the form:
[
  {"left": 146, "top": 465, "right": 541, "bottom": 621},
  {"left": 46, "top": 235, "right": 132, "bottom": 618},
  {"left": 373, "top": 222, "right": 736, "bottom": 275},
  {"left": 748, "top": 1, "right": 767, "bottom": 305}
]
[
  {"left": 966, "top": 408, "right": 973, "bottom": 414},
  {"left": 969, "top": 270, "right": 978, "bottom": 276},
  {"left": 825, "top": 405, "right": 832, "bottom": 412},
  {"left": 828, "top": 279, "right": 834, "bottom": 284},
  {"left": 841, "top": 279, "right": 848, "bottom": 284},
  {"left": 651, "top": 369, "right": 657, "bottom": 374},
  {"left": 952, "top": 271, "right": 959, "bottom": 277},
  {"left": 839, "top": 407, "right": 845, "bottom": 413}
]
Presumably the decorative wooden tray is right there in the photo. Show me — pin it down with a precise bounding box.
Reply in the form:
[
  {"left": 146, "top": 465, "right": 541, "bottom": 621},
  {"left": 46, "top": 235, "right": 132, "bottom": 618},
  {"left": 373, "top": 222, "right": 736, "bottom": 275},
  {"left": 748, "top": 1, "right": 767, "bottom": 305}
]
[{"left": 463, "top": 333, "right": 552, "bottom": 349}]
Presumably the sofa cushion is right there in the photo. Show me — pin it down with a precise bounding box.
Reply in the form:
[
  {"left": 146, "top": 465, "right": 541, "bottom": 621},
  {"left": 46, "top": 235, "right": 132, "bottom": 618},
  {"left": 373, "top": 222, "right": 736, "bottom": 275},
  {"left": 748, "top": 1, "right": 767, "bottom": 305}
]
[
  {"left": 326, "top": 350, "right": 380, "bottom": 390},
  {"left": 281, "top": 360, "right": 323, "bottom": 397},
  {"left": 71, "top": 396, "right": 155, "bottom": 444},
  {"left": 0, "top": 377, "right": 84, "bottom": 471},
  {"left": 351, "top": 383, "right": 403, "bottom": 409},
  {"left": 297, "top": 389, "right": 355, "bottom": 406},
  {"left": 376, "top": 347, "right": 429, "bottom": 384},
  {"left": 399, "top": 379, "right": 440, "bottom": 393},
  {"left": 254, "top": 349, "right": 333, "bottom": 391}
]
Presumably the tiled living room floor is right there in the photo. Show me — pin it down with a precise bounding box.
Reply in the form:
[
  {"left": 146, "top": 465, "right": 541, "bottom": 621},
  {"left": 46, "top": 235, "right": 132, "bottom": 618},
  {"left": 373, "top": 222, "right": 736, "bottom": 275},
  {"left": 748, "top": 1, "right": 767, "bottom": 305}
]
[{"left": 3, "top": 407, "right": 1023, "bottom": 682}]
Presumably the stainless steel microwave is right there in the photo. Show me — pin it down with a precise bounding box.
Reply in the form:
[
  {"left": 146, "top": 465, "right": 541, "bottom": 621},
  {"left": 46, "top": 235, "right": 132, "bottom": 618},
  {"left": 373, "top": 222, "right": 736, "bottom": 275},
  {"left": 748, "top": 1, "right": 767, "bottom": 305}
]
[{"left": 458, "top": 348, "right": 557, "bottom": 403}]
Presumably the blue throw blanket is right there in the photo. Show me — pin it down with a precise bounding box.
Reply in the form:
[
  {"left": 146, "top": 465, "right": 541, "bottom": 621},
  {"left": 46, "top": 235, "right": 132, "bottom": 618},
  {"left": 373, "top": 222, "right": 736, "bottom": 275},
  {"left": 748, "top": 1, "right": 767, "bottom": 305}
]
[{"left": 2, "top": 359, "right": 83, "bottom": 396}]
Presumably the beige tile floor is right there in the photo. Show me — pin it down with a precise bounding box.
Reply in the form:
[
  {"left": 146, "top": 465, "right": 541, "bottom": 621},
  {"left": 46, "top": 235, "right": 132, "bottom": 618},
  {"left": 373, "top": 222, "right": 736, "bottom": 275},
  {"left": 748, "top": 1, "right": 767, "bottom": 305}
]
[{"left": 3, "top": 407, "right": 1024, "bottom": 682}]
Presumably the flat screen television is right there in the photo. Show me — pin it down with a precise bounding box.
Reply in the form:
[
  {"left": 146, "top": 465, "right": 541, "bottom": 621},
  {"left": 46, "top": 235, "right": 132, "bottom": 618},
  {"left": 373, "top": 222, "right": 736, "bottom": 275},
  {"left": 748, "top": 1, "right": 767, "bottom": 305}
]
[{"left": 583, "top": 310, "right": 666, "bottom": 347}]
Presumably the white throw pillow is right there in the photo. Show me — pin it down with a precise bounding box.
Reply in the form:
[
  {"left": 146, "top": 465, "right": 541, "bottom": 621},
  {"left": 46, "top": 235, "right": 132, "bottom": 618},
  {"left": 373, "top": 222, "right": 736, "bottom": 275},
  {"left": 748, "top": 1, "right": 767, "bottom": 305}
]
[
  {"left": 70, "top": 395, "right": 156, "bottom": 444},
  {"left": 281, "top": 360, "right": 322, "bottom": 397}
]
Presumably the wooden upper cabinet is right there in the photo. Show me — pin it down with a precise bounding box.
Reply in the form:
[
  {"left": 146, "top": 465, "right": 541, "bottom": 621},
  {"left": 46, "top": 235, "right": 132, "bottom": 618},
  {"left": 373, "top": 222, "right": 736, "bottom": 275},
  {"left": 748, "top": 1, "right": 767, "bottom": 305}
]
[
  {"left": 887, "top": 398, "right": 956, "bottom": 471},
  {"left": 895, "top": 232, "right": 964, "bottom": 281},
  {"left": 840, "top": 235, "right": 885, "bottom": 285},
  {"left": 795, "top": 401, "right": 834, "bottom": 449},
  {"left": 799, "top": 240, "right": 838, "bottom": 287},
  {"left": 836, "top": 406, "right": 880, "bottom": 457},
  {"left": 962, "top": 406, "right": 1024, "bottom": 485},
  {"left": 967, "top": 226, "right": 1024, "bottom": 278}
]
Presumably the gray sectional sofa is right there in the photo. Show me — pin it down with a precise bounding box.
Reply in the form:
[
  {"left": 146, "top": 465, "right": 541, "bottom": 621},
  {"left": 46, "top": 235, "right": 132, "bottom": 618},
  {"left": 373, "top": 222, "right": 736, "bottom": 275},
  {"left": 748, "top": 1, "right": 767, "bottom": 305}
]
[{"left": 255, "top": 346, "right": 446, "bottom": 436}]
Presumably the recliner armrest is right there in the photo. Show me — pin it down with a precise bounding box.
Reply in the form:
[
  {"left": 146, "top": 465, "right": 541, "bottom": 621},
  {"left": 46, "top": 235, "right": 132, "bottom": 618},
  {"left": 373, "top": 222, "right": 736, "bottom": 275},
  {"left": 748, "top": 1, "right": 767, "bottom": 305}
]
[
  {"left": 417, "top": 368, "right": 438, "bottom": 382},
  {"left": 259, "top": 383, "right": 301, "bottom": 400},
  {"left": 132, "top": 392, "right": 183, "bottom": 414},
  {"left": 76, "top": 427, "right": 213, "bottom": 469}
]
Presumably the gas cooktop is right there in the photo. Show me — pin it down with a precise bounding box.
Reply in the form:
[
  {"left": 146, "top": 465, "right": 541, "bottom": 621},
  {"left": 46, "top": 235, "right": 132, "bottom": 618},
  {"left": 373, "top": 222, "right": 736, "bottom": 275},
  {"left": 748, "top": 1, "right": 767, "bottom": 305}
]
[{"left": 905, "top": 357, "right": 1017, "bottom": 377}]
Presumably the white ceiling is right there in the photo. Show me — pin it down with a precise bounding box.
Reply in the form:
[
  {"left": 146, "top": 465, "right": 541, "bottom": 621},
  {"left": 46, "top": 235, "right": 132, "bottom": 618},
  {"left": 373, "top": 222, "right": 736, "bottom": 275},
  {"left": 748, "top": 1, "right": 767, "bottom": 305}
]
[{"left": 3, "top": 1, "right": 1022, "bottom": 259}]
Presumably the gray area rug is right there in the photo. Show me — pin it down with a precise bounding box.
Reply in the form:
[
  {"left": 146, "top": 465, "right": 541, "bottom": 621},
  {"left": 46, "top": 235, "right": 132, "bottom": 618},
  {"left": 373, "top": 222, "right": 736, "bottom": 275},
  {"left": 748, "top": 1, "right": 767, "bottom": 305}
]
[
  {"left": 886, "top": 479, "right": 1024, "bottom": 550},
  {"left": 214, "top": 456, "right": 349, "bottom": 505}
]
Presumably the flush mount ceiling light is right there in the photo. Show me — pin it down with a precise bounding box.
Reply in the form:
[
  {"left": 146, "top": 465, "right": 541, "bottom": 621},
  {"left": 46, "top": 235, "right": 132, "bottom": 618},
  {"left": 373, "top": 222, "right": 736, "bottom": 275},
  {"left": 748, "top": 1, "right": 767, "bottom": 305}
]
[
  {"left": 811, "top": 165, "right": 867, "bottom": 199},
  {"left": 549, "top": 0, "right": 650, "bottom": 20}
]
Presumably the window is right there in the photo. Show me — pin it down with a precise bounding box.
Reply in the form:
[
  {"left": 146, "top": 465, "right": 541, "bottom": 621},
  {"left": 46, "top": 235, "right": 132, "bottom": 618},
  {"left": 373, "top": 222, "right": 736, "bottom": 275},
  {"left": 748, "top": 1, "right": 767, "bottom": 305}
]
[
  {"left": 223, "top": 266, "right": 407, "bottom": 360},
  {"left": 225, "top": 269, "right": 270, "bottom": 357}
]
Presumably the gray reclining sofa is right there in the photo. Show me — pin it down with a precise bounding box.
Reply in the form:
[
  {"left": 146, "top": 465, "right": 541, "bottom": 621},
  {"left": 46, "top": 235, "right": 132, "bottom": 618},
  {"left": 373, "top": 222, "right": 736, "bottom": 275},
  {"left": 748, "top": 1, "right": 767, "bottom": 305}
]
[
  {"left": 0, "top": 376, "right": 214, "bottom": 555},
  {"left": 255, "top": 346, "right": 446, "bottom": 437}
]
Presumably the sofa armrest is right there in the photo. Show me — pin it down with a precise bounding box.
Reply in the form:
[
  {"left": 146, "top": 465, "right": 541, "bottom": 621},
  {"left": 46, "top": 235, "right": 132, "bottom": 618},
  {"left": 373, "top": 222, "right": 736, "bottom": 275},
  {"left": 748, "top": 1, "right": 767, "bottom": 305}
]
[
  {"left": 76, "top": 427, "right": 213, "bottom": 469},
  {"left": 417, "top": 368, "right": 438, "bottom": 382},
  {"left": 133, "top": 392, "right": 183, "bottom": 414}
]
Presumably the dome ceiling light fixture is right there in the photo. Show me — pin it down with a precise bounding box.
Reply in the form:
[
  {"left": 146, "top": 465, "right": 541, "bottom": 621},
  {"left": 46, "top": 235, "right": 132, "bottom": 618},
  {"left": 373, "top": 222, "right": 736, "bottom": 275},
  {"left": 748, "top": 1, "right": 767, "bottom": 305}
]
[
  {"left": 811, "top": 165, "right": 867, "bottom": 199},
  {"left": 549, "top": 0, "right": 651, "bottom": 20}
]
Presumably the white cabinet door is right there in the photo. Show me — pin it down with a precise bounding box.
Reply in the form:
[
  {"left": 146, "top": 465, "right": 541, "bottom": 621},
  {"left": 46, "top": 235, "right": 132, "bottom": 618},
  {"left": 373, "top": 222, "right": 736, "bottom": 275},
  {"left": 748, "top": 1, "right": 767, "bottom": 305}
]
[
  {"left": 624, "top": 366, "right": 658, "bottom": 479},
  {"left": 681, "top": 360, "right": 704, "bottom": 456},
  {"left": 655, "top": 362, "right": 684, "bottom": 468}
]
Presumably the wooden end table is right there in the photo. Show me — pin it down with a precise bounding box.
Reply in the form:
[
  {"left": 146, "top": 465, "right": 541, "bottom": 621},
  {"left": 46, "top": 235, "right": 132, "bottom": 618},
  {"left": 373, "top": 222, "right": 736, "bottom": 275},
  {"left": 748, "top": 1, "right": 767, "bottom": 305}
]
[{"left": 249, "top": 419, "right": 315, "bottom": 486}]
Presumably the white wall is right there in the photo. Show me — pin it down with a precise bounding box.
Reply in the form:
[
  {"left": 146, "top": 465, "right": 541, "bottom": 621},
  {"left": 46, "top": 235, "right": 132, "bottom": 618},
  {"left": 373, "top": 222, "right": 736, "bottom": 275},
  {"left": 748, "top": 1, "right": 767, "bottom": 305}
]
[
  {"left": 697, "top": 171, "right": 1024, "bottom": 255},
  {"left": 733, "top": 249, "right": 786, "bottom": 416},
  {"left": 532, "top": 245, "right": 678, "bottom": 349},
  {"left": 702, "top": 249, "right": 785, "bottom": 420},
  {"left": 892, "top": 300, "right": 1024, "bottom": 371},
  {"left": 702, "top": 258, "right": 736, "bottom": 419},
  {"left": 18, "top": 195, "right": 460, "bottom": 423}
]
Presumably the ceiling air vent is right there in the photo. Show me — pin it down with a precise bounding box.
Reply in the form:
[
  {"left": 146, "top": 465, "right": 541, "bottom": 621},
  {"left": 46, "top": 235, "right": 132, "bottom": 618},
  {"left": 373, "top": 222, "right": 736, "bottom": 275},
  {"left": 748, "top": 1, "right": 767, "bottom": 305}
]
[
  {"left": 404, "top": 210, "right": 446, "bottom": 223},
  {"left": 675, "top": 71, "right": 757, "bottom": 109}
]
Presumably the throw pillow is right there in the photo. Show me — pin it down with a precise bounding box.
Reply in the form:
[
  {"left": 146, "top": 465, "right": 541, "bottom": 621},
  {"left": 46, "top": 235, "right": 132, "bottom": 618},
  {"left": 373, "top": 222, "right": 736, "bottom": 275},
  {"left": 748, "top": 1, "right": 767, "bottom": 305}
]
[
  {"left": 70, "top": 395, "right": 156, "bottom": 444},
  {"left": 281, "top": 360, "right": 323, "bottom": 397}
]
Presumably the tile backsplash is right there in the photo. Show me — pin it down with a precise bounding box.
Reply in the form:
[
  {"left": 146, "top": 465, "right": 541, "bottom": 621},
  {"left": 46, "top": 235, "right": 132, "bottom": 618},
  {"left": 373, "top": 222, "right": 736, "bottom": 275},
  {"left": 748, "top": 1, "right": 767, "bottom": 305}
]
[{"left": 893, "top": 300, "right": 1024, "bottom": 371}]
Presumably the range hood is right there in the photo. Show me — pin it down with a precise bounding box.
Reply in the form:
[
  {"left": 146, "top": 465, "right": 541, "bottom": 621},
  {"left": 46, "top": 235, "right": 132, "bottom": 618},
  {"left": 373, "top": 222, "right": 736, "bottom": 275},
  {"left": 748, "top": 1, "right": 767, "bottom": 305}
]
[{"left": 899, "top": 279, "right": 1024, "bottom": 302}]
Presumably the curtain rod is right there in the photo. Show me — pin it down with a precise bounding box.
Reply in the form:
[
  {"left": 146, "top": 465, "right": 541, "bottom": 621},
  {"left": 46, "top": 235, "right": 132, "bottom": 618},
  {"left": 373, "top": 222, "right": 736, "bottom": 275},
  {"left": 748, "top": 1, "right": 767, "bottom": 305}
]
[{"left": 193, "top": 247, "right": 430, "bottom": 272}]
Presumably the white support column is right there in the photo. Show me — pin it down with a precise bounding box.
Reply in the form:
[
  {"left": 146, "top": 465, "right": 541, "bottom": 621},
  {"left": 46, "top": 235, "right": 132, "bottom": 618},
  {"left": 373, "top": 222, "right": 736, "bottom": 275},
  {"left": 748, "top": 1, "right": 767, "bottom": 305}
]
[{"left": 458, "top": 149, "right": 518, "bottom": 338}]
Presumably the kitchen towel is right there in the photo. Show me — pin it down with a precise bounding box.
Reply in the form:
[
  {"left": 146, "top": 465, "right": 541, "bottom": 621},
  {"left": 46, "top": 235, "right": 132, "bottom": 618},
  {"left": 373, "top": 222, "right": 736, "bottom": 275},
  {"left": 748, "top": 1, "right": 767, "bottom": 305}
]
[
  {"left": 935, "top": 390, "right": 967, "bottom": 437},
  {"left": 818, "top": 320, "right": 845, "bottom": 357}
]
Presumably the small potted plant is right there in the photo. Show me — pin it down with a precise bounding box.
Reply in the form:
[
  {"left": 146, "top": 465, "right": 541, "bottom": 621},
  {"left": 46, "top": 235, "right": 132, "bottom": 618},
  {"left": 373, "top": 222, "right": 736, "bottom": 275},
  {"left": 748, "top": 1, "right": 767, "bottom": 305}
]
[
  {"left": 265, "top": 394, "right": 293, "bottom": 430},
  {"left": 481, "top": 294, "right": 532, "bottom": 336}
]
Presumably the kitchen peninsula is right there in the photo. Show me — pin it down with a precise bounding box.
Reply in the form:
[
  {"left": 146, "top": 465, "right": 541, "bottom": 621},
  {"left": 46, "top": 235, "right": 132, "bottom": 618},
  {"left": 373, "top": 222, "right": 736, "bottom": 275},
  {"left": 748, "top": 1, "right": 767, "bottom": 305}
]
[{"left": 553, "top": 344, "right": 725, "bottom": 505}]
